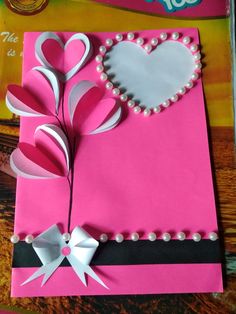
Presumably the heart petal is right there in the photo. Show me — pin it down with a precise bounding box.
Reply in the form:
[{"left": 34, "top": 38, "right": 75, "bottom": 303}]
[
  {"left": 10, "top": 144, "right": 64, "bottom": 179},
  {"left": 35, "top": 124, "right": 70, "bottom": 173},
  {"left": 6, "top": 85, "right": 49, "bottom": 117}
]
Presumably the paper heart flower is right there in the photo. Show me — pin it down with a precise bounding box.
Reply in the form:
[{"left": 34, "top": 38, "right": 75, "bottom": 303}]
[
  {"left": 35, "top": 32, "right": 93, "bottom": 82},
  {"left": 68, "top": 80, "right": 122, "bottom": 135},
  {"left": 6, "top": 67, "right": 60, "bottom": 117},
  {"left": 10, "top": 124, "right": 70, "bottom": 179}
]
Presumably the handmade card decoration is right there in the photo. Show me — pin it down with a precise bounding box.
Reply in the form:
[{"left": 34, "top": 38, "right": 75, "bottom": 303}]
[{"left": 7, "top": 29, "right": 223, "bottom": 297}]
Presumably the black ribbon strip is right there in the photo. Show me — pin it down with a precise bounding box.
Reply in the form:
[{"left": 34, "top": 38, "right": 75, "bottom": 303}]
[{"left": 12, "top": 240, "right": 221, "bottom": 268}]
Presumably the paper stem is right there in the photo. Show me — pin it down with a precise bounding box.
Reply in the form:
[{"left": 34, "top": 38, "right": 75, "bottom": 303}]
[{"left": 67, "top": 137, "right": 76, "bottom": 233}]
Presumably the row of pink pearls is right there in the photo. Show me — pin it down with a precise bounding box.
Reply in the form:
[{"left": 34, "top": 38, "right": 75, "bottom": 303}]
[{"left": 96, "top": 31, "right": 202, "bottom": 117}]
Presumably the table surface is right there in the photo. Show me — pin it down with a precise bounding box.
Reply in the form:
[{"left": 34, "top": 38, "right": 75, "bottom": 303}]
[{"left": 0, "top": 126, "right": 235, "bottom": 314}]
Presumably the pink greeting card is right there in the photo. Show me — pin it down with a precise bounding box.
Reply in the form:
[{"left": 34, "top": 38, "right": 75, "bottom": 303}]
[{"left": 7, "top": 29, "right": 222, "bottom": 297}]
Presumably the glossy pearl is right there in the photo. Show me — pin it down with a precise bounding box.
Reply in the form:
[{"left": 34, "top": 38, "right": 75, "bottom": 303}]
[
  {"left": 25, "top": 234, "right": 34, "bottom": 244},
  {"left": 115, "top": 233, "right": 124, "bottom": 243},
  {"left": 172, "top": 32, "right": 179, "bottom": 40},
  {"left": 131, "top": 232, "right": 139, "bottom": 242},
  {"left": 162, "top": 232, "right": 171, "bottom": 242},
  {"left": 179, "top": 87, "right": 186, "bottom": 95},
  {"left": 99, "top": 45, "right": 106, "bottom": 54},
  {"left": 133, "top": 106, "right": 141, "bottom": 114},
  {"left": 127, "top": 32, "right": 135, "bottom": 40},
  {"left": 95, "top": 55, "right": 103, "bottom": 63},
  {"left": 171, "top": 95, "right": 178, "bottom": 102},
  {"left": 96, "top": 64, "right": 104, "bottom": 73},
  {"left": 62, "top": 232, "right": 71, "bottom": 242},
  {"left": 106, "top": 82, "right": 113, "bottom": 90},
  {"left": 112, "top": 88, "right": 120, "bottom": 96},
  {"left": 10, "top": 234, "right": 20, "bottom": 244},
  {"left": 144, "top": 44, "right": 152, "bottom": 53},
  {"left": 162, "top": 100, "right": 170, "bottom": 107},
  {"left": 148, "top": 232, "right": 156, "bottom": 241},
  {"left": 143, "top": 108, "right": 151, "bottom": 117},
  {"left": 151, "top": 38, "right": 158, "bottom": 46},
  {"left": 177, "top": 232, "right": 186, "bottom": 241},
  {"left": 160, "top": 32, "right": 167, "bottom": 40},
  {"left": 127, "top": 100, "right": 135, "bottom": 108},
  {"left": 120, "top": 94, "right": 128, "bottom": 102},
  {"left": 183, "top": 36, "right": 191, "bottom": 45},
  {"left": 190, "top": 44, "right": 198, "bottom": 52},
  {"left": 191, "top": 73, "right": 198, "bottom": 81},
  {"left": 186, "top": 81, "right": 193, "bottom": 89},
  {"left": 100, "top": 73, "right": 108, "bottom": 81},
  {"left": 192, "top": 232, "right": 201, "bottom": 242},
  {"left": 209, "top": 232, "right": 218, "bottom": 241},
  {"left": 116, "top": 33, "right": 123, "bottom": 42},
  {"left": 153, "top": 106, "right": 161, "bottom": 113},
  {"left": 136, "top": 37, "right": 144, "bottom": 45},
  {"left": 106, "top": 38, "right": 113, "bottom": 47},
  {"left": 195, "top": 63, "right": 202, "bottom": 70},
  {"left": 194, "top": 52, "right": 201, "bottom": 61},
  {"left": 100, "top": 233, "right": 108, "bottom": 243}
]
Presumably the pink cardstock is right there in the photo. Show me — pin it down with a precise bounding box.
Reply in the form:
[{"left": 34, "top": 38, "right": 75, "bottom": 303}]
[{"left": 11, "top": 29, "right": 223, "bottom": 296}]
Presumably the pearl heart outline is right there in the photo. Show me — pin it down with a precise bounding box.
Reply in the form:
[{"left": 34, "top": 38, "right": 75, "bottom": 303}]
[
  {"left": 95, "top": 32, "right": 202, "bottom": 117},
  {"left": 35, "top": 32, "right": 93, "bottom": 82}
]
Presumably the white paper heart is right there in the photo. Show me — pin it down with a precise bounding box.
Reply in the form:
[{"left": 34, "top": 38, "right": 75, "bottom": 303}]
[
  {"left": 35, "top": 32, "right": 93, "bottom": 82},
  {"left": 98, "top": 33, "right": 201, "bottom": 115}
]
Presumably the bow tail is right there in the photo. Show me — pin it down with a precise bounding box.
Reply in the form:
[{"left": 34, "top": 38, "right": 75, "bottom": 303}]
[
  {"left": 67, "top": 255, "right": 109, "bottom": 289},
  {"left": 21, "top": 256, "right": 64, "bottom": 287}
]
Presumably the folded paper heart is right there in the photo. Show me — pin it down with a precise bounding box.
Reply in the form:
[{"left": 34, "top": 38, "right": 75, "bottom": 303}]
[
  {"left": 10, "top": 124, "right": 70, "bottom": 179},
  {"left": 35, "top": 32, "right": 93, "bottom": 82}
]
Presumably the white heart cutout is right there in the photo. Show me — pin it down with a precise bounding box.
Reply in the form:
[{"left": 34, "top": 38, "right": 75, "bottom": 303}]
[{"left": 104, "top": 40, "right": 196, "bottom": 109}]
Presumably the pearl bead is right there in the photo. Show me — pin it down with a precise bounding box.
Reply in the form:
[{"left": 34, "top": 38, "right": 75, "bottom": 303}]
[
  {"left": 133, "top": 106, "right": 141, "bottom": 114},
  {"left": 160, "top": 32, "right": 167, "bottom": 40},
  {"left": 162, "top": 232, "right": 171, "bottom": 242},
  {"left": 62, "top": 232, "right": 71, "bottom": 242},
  {"left": 96, "top": 64, "right": 104, "bottom": 73},
  {"left": 116, "top": 33, "right": 123, "bottom": 42},
  {"left": 25, "top": 234, "right": 34, "bottom": 244},
  {"left": 127, "top": 32, "right": 135, "bottom": 40},
  {"left": 177, "top": 232, "right": 186, "bottom": 241},
  {"left": 100, "top": 233, "right": 108, "bottom": 243},
  {"left": 131, "top": 232, "right": 139, "bottom": 241},
  {"left": 153, "top": 106, "right": 161, "bottom": 113},
  {"left": 162, "top": 100, "right": 170, "bottom": 108},
  {"left": 144, "top": 44, "right": 152, "bottom": 53},
  {"left": 192, "top": 232, "right": 201, "bottom": 242},
  {"left": 209, "top": 232, "right": 218, "bottom": 241},
  {"left": 195, "top": 63, "right": 202, "bottom": 70},
  {"left": 106, "top": 82, "right": 113, "bottom": 90},
  {"left": 148, "top": 232, "right": 156, "bottom": 241},
  {"left": 190, "top": 44, "right": 198, "bottom": 52},
  {"left": 100, "top": 73, "right": 108, "bottom": 81},
  {"left": 10, "top": 234, "right": 20, "bottom": 244},
  {"left": 194, "top": 52, "right": 201, "bottom": 61},
  {"left": 105, "top": 38, "right": 113, "bottom": 47},
  {"left": 183, "top": 36, "right": 191, "bottom": 45},
  {"left": 136, "top": 37, "right": 144, "bottom": 45},
  {"left": 127, "top": 100, "right": 135, "bottom": 108},
  {"left": 120, "top": 94, "right": 128, "bottom": 102},
  {"left": 191, "top": 73, "right": 198, "bottom": 81},
  {"left": 112, "top": 88, "right": 120, "bottom": 96},
  {"left": 151, "top": 38, "right": 158, "bottom": 46},
  {"left": 179, "top": 87, "right": 186, "bottom": 95},
  {"left": 143, "top": 108, "right": 151, "bottom": 117},
  {"left": 171, "top": 95, "right": 178, "bottom": 102},
  {"left": 99, "top": 45, "right": 106, "bottom": 54},
  {"left": 172, "top": 32, "right": 179, "bottom": 40},
  {"left": 95, "top": 55, "right": 103, "bottom": 63},
  {"left": 115, "top": 233, "right": 124, "bottom": 243},
  {"left": 186, "top": 81, "right": 193, "bottom": 89}
]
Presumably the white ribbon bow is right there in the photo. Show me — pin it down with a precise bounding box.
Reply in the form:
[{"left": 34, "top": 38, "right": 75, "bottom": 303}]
[{"left": 21, "top": 224, "right": 108, "bottom": 289}]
